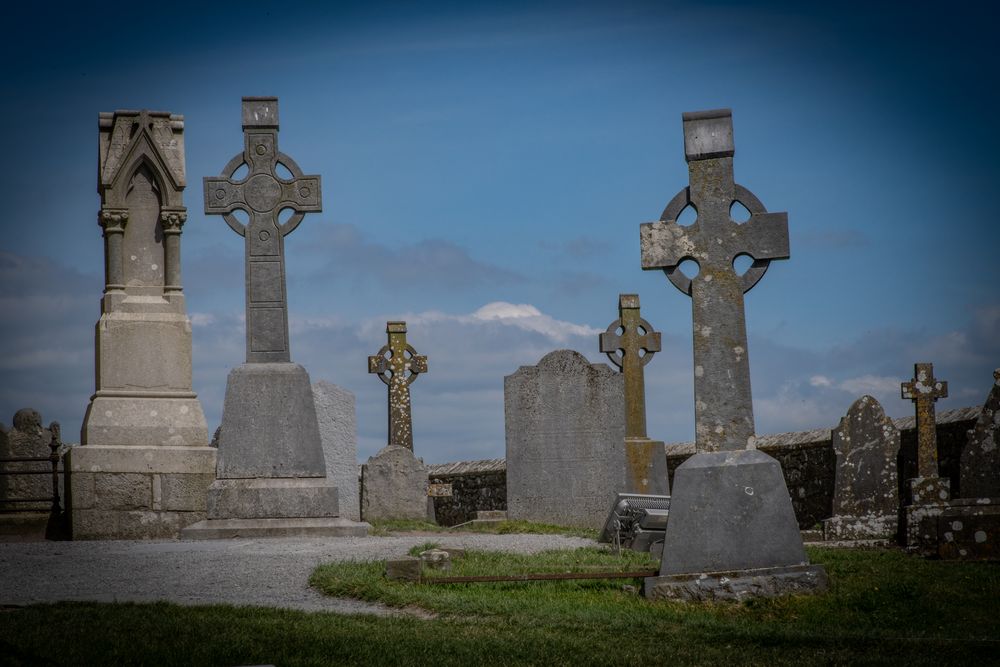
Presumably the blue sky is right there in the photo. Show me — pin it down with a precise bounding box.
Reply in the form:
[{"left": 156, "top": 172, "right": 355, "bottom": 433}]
[{"left": 1, "top": 1, "right": 997, "bottom": 463}]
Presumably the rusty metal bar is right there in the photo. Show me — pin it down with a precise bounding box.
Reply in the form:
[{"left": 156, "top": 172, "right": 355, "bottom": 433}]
[{"left": 424, "top": 570, "right": 658, "bottom": 584}]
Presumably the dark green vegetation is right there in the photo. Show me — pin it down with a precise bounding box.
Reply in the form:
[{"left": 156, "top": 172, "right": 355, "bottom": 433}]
[{"left": 2, "top": 547, "right": 998, "bottom": 666}]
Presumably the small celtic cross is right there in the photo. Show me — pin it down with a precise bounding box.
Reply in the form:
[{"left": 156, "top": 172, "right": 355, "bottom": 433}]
[
  {"left": 600, "top": 294, "right": 661, "bottom": 440},
  {"left": 902, "top": 362, "right": 948, "bottom": 478},
  {"left": 368, "top": 322, "right": 428, "bottom": 450}
]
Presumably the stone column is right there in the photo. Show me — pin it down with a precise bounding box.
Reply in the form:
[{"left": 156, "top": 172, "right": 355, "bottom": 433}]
[{"left": 160, "top": 208, "right": 187, "bottom": 294}]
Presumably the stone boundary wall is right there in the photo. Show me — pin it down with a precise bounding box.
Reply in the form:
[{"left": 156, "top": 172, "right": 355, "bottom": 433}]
[{"left": 426, "top": 407, "right": 980, "bottom": 529}]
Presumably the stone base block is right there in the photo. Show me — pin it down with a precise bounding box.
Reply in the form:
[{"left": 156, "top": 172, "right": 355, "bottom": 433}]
[
  {"left": 644, "top": 564, "right": 829, "bottom": 602},
  {"left": 180, "top": 517, "right": 370, "bottom": 540},
  {"left": 207, "top": 478, "right": 340, "bottom": 519},
  {"left": 823, "top": 514, "right": 897, "bottom": 541},
  {"left": 909, "top": 476, "right": 951, "bottom": 505},
  {"left": 624, "top": 438, "right": 669, "bottom": 496},
  {"left": 362, "top": 445, "right": 431, "bottom": 522},
  {"left": 658, "top": 450, "right": 812, "bottom": 575},
  {"left": 938, "top": 498, "right": 1000, "bottom": 560},
  {"left": 82, "top": 395, "right": 208, "bottom": 447},
  {"left": 66, "top": 445, "right": 216, "bottom": 540},
  {"left": 217, "top": 363, "right": 326, "bottom": 478},
  {"left": 903, "top": 477, "right": 952, "bottom": 554}
]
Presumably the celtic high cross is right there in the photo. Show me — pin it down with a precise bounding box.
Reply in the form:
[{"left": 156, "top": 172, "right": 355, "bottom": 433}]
[
  {"left": 600, "top": 293, "right": 667, "bottom": 494},
  {"left": 369, "top": 322, "right": 428, "bottom": 450},
  {"left": 641, "top": 109, "right": 789, "bottom": 452},
  {"left": 901, "top": 362, "right": 949, "bottom": 479},
  {"left": 203, "top": 97, "right": 321, "bottom": 363}
]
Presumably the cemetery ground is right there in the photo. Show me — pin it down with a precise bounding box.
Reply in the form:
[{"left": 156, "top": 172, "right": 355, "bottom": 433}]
[{"left": 1, "top": 529, "right": 998, "bottom": 667}]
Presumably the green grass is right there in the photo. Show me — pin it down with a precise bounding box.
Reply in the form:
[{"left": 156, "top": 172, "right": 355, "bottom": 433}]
[
  {"left": 2, "top": 547, "right": 998, "bottom": 666},
  {"left": 368, "top": 518, "right": 598, "bottom": 539}
]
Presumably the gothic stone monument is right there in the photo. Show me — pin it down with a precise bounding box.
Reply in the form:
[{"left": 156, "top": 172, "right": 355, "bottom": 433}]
[
  {"left": 67, "top": 110, "right": 216, "bottom": 540},
  {"left": 182, "top": 97, "right": 366, "bottom": 538},
  {"left": 362, "top": 322, "right": 430, "bottom": 522},
  {"left": 640, "top": 109, "right": 826, "bottom": 600},
  {"left": 823, "top": 396, "right": 900, "bottom": 540},
  {"left": 505, "top": 349, "right": 625, "bottom": 529},
  {"left": 900, "top": 362, "right": 950, "bottom": 552},
  {"left": 600, "top": 293, "right": 668, "bottom": 495}
]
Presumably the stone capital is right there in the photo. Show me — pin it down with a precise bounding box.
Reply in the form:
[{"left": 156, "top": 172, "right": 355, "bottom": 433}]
[
  {"left": 98, "top": 208, "right": 129, "bottom": 233},
  {"left": 160, "top": 208, "right": 188, "bottom": 233}
]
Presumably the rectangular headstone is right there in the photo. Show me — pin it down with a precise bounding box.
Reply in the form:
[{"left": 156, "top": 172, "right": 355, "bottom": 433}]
[
  {"left": 504, "top": 349, "right": 625, "bottom": 529},
  {"left": 823, "top": 395, "right": 899, "bottom": 540},
  {"left": 313, "top": 380, "right": 360, "bottom": 522},
  {"left": 960, "top": 369, "right": 1000, "bottom": 499}
]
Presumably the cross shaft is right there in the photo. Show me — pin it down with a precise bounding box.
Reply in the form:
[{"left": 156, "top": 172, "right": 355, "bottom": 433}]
[
  {"left": 369, "top": 321, "right": 427, "bottom": 450},
  {"left": 203, "top": 97, "right": 322, "bottom": 363},
  {"left": 901, "top": 362, "right": 948, "bottom": 478},
  {"left": 640, "top": 109, "right": 789, "bottom": 453}
]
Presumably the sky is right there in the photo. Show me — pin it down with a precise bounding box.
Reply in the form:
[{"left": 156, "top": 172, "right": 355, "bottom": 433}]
[{"left": 1, "top": 1, "right": 997, "bottom": 464}]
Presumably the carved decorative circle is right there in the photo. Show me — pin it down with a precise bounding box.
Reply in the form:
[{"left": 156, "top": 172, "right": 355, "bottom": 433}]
[
  {"left": 215, "top": 188, "right": 226, "bottom": 200},
  {"left": 299, "top": 187, "right": 310, "bottom": 198},
  {"left": 255, "top": 144, "right": 267, "bottom": 155},
  {"left": 259, "top": 230, "right": 270, "bottom": 241},
  {"left": 244, "top": 174, "right": 282, "bottom": 212}
]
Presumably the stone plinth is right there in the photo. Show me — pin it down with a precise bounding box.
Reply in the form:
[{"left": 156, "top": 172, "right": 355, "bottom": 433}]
[
  {"left": 937, "top": 498, "right": 999, "bottom": 560},
  {"left": 313, "top": 381, "right": 360, "bottom": 521},
  {"left": 361, "top": 445, "right": 430, "bottom": 522},
  {"left": 67, "top": 445, "right": 216, "bottom": 539},
  {"left": 504, "top": 350, "right": 625, "bottom": 529},
  {"left": 823, "top": 396, "right": 899, "bottom": 540}
]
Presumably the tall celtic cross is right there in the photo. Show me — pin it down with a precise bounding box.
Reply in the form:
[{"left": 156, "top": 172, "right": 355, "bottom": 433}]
[
  {"left": 901, "top": 362, "right": 949, "bottom": 478},
  {"left": 600, "top": 294, "right": 661, "bottom": 440},
  {"left": 203, "top": 97, "right": 321, "bottom": 363},
  {"left": 369, "top": 322, "right": 428, "bottom": 450},
  {"left": 641, "top": 109, "right": 789, "bottom": 452}
]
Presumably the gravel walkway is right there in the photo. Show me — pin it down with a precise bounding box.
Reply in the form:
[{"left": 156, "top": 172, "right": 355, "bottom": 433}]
[{"left": 0, "top": 534, "right": 596, "bottom": 615}]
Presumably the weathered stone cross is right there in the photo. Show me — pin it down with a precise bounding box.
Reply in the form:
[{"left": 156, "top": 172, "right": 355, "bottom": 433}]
[
  {"left": 901, "top": 362, "right": 949, "bottom": 478},
  {"left": 600, "top": 294, "right": 660, "bottom": 440},
  {"left": 600, "top": 293, "right": 667, "bottom": 494},
  {"left": 641, "top": 109, "right": 789, "bottom": 452},
  {"left": 203, "top": 97, "right": 321, "bottom": 363},
  {"left": 369, "top": 322, "right": 428, "bottom": 450}
]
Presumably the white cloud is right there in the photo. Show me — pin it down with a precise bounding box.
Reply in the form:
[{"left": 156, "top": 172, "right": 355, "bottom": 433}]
[
  {"left": 837, "top": 374, "right": 903, "bottom": 395},
  {"left": 465, "top": 301, "right": 601, "bottom": 342},
  {"left": 809, "top": 375, "right": 832, "bottom": 387}
]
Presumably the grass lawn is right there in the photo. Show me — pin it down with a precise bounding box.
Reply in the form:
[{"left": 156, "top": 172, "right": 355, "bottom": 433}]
[{"left": 1, "top": 545, "right": 998, "bottom": 666}]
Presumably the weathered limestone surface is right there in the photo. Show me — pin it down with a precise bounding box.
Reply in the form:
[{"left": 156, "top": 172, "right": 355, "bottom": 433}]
[
  {"left": 361, "top": 445, "right": 429, "bottom": 522},
  {"left": 937, "top": 498, "right": 999, "bottom": 560},
  {"left": 70, "top": 109, "right": 215, "bottom": 540},
  {"left": 640, "top": 109, "right": 824, "bottom": 599},
  {"left": 960, "top": 369, "right": 1000, "bottom": 499},
  {"left": 313, "top": 381, "right": 360, "bottom": 521},
  {"left": 505, "top": 349, "right": 625, "bottom": 529},
  {"left": 600, "top": 294, "right": 668, "bottom": 495},
  {"left": 823, "top": 396, "right": 899, "bottom": 540},
  {"left": 428, "top": 459, "right": 506, "bottom": 526}
]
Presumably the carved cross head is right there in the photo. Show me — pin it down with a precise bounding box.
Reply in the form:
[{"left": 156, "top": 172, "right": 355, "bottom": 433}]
[
  {"left": 368, "top": 321, "right": 428, "bottom": 387},
  {"left": 600, "top": 294, "right": 661, "bottom": 371}
]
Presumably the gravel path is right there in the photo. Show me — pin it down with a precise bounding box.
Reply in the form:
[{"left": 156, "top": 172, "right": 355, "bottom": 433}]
[{"left": 0, "top": 534, "right": 596, "bottom": 615}]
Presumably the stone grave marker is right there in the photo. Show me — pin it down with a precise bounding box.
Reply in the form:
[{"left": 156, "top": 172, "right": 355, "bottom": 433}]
[
  {"left": 67, "top": 109, "right": 216, "bottom": 540},
  {"left": 600, "top": 293, "right": 668, "bottom": 495},
  {"left": 362, "top": 321, "right": 431, "bottom": 522},
  {"left": 0, "top": 409, "right": 54, "bottom": 513},
  {"left": 823, "top": 396, "right": 899, "bottom": 540},
  {"left": 182, "top": 97, "right": 366, "bottom": 539},
  {"left": 959, "top": 369, "right": 1000, "bottom": 499},
  {"left": 313, "top": 381, "right": 360, "bottom": 522},
  {"left": 900, "top": 362, "right": 950, "bottom": 552},
  {"left": 504, "top": 349, "right": 625, "bottom": 529},
  {"left": 640, "top": 109, "right": 826, "bottom": 600}
]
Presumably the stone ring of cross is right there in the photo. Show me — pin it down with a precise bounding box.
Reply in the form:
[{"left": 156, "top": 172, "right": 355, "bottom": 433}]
[
  {"left": 660, "top": 184, "right": 774, "bottom": 295},
  {"left": 602, "top": 318, "right": 659, "bottom": 369},
  {"left": 368, "top": 344, "right": 424, "bottom": 385},
  {"left": 217, "top": 151, "right": 312, "bottom": 238}
]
